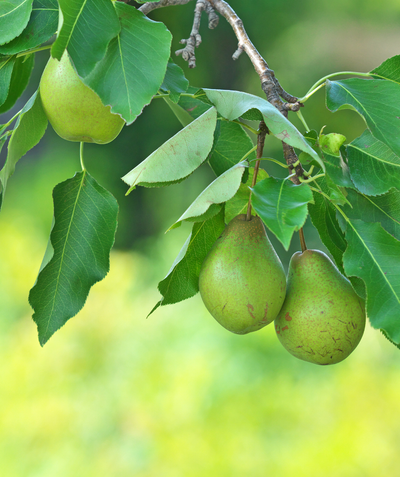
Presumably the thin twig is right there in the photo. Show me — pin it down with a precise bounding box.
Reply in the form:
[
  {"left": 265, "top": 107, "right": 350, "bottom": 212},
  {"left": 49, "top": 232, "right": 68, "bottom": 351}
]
[{"left": 139, "top": 0, "right": 194, "bottom": 15}]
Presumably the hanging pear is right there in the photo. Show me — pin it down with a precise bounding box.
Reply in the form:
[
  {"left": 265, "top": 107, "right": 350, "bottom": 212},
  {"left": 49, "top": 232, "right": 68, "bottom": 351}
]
[
  {"left": 199, "top": 214, "right": 286, "bottom": 334},
  {"left": 275, "top": 249, "right": 366, "bottom": 365}
]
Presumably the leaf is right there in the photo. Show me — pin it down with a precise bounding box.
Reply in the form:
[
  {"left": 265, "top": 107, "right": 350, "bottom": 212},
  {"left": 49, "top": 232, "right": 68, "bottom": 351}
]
[
  {"left": 319, "top": 132, "right": 346, "bottom": 156},
  {"left": 202, "top": 89, "right": 325, "bottom": 170},
  {"left": 347, "top": 130, "right": 400, "bottom": 196},
  {"left": 0, "top": 0, "right": 58, "bottom": 55},
  {"left": 326, "top": 78, "right": 400, "bottom": 157},
  {"left": 122, "top": 107, "right": 217, "bottom": 190},
  {"left": 160, "top": 59, "right": 189, "bottom": 103},
  {"left": 0, "top": 54, "right": 34, "bottom": 114},
  {"left": 323, "top": 150, "right": 354, "bottom": 189},
  {"left": 0, "top": 90, "right": 48, "bottom": 205},
  {"left": 0, "top": 56, "right": 16, "bottom": 107},
  {"left": 225, "top": 167, "right": 269, "bottom": 223},
  {"left": 85, "top": 2, "right": 172, "bottom": 124},
  {"left": 163, "top": 97, "right": 194, "bottom": 127},
  {"left": 178, "top": 87, "right": 211, "bottom": 120},
  {"left": 342, "top": 188, "right": 400, "bottom": 241},
  {"left": 251, "top": 177, "right": 313, "bottom": 250},
  {"left": 208, "top": 120, "right": 256, "bottom": 176},
  {"left": 0, "top": 0, "right": 33, "bottom": 45},
  {"left": 168, "top": 162, "right": 246, "bottom": 230},
  {"left": 308, "top": 178, "right": 347, "bottom": 272},
  {"left": 151, "top": 208, "right": 225, "bottom": 312},
  {"left": 370, "top": 55, "right": 400, "bottom": 83},
  {"left": 343, "top": 218, "right": 400, "bottom": 344},
  {"left": 29, "top": 171, "right": 119, "bottom": 346},
  {"left": 51, "top": 0, "right": 120, "bottom": 77}
]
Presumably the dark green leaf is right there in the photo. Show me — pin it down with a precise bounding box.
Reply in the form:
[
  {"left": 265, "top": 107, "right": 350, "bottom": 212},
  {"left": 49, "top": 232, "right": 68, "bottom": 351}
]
[
  {"left": 343, "top": 219, "right": 400, "bottom": 344},
  {"left": 85, "top": 3, "right": 172, "bottom": 124},
  {"left": 0, "top": 0, "right": 58, "bottom": 55},
  {"left": 29, "top": 171, "right": 119, "bottom": 345},
  {"left": 202, "top": 89, "right": 324, "bottom": 170},
  {"left": 0, "top": 54, "right": 34, "bottom": 114},
  {"left": 0, "top": 0, "right": 33, "bottom": 45},
  {"left": 51, "top": 0, "right": 120, "bottom": 77},
  {"left": 160, "top": 59, "right": 189, "bottom": 103},
  {"left": 152, "top": 208, "right": 225, "bottom": 311},
  {"left": 208, "top": 120, "right": 256, "bottom": 176},
  {"left": 251, "top": 177, "right": 313, "bottom": 250},
  {"left": 342, "top": 188, "right": 400, "bottom": 240},
  {"left": 168, "top": 162, "right": 246, "bottom": 230},
  {"left": 0, "top": 90, "right": 47, "bottom": 205},
  {"left": 122, "top": 107, "right": 217, "bottom": 190},
  {"left": 370, "top": 55, "right": 400, "bottom": 83},
  {"left": 178, "top": 87, "right": 211, "bottom": 120},
  {"left": 323, "top": 150, "right": 354, "bottom": 189},
  {"left": 347, "top": 130, "right": 400, "bottom": 196},
  {"left": 326, "top": 78, "right": 400, "bottom": 157},
  {"left": 0, "top": 56, "right": 16, "bottom": 107}
]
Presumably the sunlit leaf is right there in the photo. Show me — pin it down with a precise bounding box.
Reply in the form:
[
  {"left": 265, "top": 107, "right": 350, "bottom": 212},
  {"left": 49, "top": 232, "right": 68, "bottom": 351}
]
[
  {"left": 370, "top": 55, "right": 400, "bottom": 83},
  {"left": 0, "top": 54, "right": 34, "bottom": 114},
  {"left": 29, "top": 171, "right": 118, "bottom": 346},
  {"left": 122, "top": 107, "right": 217, "bottom": 190}
]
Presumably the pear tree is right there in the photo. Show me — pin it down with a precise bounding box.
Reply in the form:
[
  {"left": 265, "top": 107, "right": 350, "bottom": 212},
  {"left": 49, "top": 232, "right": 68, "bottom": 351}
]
[{"left": 0, "top": 0, "right": 400, "bottom": 362}]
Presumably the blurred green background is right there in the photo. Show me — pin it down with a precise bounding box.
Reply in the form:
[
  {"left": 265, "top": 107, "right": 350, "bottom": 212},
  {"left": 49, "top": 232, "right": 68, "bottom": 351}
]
[{"left": 1, "top": 0, "right": 400, "bottom": 475}]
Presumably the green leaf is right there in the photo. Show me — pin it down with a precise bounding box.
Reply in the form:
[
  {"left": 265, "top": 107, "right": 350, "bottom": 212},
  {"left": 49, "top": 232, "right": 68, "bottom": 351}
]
[
  {"left": 202, "top": 89, "right": 325, "bottom": 170},
  {"left": 168, "top": 162, "right": 246, "bottom": 230},
  {"left": 151, "top": 208, "right": 225, "bottom": 312},
  {"left": 347, "top": 130, "right": 400, "bottom": 196},
  {"left": 370, "top": 55, "right": 400, "bottom": 83},
  {"left": 319, "top": 132, "right": 346, "bottom": 156},
  {"left": 160, "top": 59, "right": 189, "bottom": 103},
  {"left": 342, "top": 188, "right": 400, "bottom": 241},
  {"left": 208, "top": 120, "right": 256, "bottom": 176},
  {"left": 51, "top": 0, "right": 120, "bottom": 77},
  {"left": 163, "top": 97, "right": 194, "bottom": 127},
  {"left": 323, "top": 150, "right": 354, "bottom": 189},
  {"left": 251, "top": 177, "right": 313, "bottom": 250},
  {"left": 0, "top": 90, "right": 48, "bottom": 205},
  {"left": 0, "top": 56, "right": 16, "bottom": 107},
  {"left": 0, "top": 54, "right": 34, "bottom": 114},
  {"left": 308, "top": 178, "right": 347, "bottom": 272},
  {"left": 326, "top": 78, "right": 400, "bottom": 157},
  {"left": 29, "top": 171, "right": 119, "bottom": 346},
  {"left": 122, "top": 107, "right": 217, "bottom": 190},
  {"left": 225, "top": 167, "right": 269, "bottom": 223},
  {"left": 343, "top": 218, "right": 400, "bottom": 344},
  {"left": 85, "top": 3, "right": 172, "bottom": 124},
  {"left": 0, "top": 0, "right": 58, "bottom": 55},
  {"left": 178, "top": 87, "right": 211, "bottom": 120},
  {"left": 0, "top": 0, "right": 33, "bottom": 45}
]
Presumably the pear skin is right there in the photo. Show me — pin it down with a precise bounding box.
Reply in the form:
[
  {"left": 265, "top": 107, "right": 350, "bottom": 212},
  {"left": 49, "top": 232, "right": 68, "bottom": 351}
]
[
  {"left": 40, "top": 52, "right": 125, "bottom": 144},
  {"left": 275, "top": 250, "right": 366, "bottom": 365},
  {"left": 199, "top": 214, "right": 286, "bottom": 334}
]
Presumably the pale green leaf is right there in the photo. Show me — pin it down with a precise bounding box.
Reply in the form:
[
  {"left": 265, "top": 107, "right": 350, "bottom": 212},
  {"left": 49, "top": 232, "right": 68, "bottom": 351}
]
[
  {"left": 122, "top": 107, "right": 217, "bottom": 190},
  {"left": 0, "top": 0, "right": 33, "bottom": 45}
]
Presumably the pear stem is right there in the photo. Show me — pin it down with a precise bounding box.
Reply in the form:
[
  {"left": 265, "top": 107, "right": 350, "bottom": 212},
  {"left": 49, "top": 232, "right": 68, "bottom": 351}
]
[
  {"left": 246, "top": 121, "right": 268, "bottom": 221},
  {"left": 299, "top": 228, "right": 307, "bottom": 253},
  {"left": 80, "top": 142, "right": 86, "bottom": 171}
]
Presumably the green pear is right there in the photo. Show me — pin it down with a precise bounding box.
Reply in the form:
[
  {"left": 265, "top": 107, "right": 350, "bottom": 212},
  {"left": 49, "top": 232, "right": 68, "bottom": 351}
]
[
  {"left": 40, "top": 52, "right": 125, "bottom": 144},
  {"left": 199, "top": 214, "right": 286, "bottom": 334},
  {"left": 275, "top": 249, "right": 366, "bottom": 365}
]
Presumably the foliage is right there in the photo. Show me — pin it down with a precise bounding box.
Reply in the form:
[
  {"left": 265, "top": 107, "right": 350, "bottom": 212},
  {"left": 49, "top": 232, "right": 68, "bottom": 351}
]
[{"left": 1, "top": 0, "right": 400, "bottom": 350}]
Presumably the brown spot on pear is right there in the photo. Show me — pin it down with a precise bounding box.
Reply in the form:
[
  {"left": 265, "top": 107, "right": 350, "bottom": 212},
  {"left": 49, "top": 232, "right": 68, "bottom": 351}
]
[
  {"left": 275, "top": 249, "right": 366, "bottom": 365},
  {"left": 40, "top": 52, "right": 125, "bottom": 144},
  {"left": 199, "top": 214, "right": 286, "bottom": 334}
]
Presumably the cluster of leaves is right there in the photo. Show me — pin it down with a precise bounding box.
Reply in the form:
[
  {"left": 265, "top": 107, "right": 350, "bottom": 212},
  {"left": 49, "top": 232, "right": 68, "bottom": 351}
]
[{"left": 1, "top": 1, "right": 400, "bottom": 349}]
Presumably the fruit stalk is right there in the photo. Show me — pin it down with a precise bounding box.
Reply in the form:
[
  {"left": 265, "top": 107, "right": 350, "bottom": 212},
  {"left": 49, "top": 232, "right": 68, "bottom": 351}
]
[
  {"left": 246, "top": 121, "right": 268, "bottom": 221},
  {"left": 299, "top": 228, "right": 307, "bottom": 252}
]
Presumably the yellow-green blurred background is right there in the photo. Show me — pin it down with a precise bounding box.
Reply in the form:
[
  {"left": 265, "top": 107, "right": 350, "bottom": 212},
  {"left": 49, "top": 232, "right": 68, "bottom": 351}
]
[{"left": 1, "top": 1, "right": 400, "bottom": 475}]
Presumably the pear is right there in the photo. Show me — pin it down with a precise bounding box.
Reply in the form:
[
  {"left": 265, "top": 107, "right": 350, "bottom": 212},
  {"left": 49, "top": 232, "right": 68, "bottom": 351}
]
[
  {"left": 199, "top": 214, "right": 286, "bottom": 334},
  {"left": 40, "top": 52, "right": 125, "bottom": 144},
  {"left": 275, "top": 249, "right": 366, "bottom": 365}
]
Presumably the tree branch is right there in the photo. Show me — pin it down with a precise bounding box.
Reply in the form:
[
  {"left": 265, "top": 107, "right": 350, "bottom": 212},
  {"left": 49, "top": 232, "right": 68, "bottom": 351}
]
[{"left": 139, "top": 0, "right": 194, "bottom": 16}]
